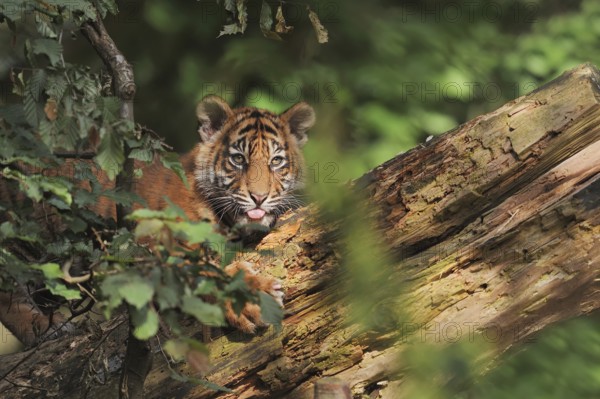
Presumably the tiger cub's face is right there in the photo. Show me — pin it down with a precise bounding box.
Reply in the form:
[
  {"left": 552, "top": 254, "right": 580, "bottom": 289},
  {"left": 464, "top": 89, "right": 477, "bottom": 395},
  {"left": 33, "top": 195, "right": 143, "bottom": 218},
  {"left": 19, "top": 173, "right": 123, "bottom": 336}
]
[{"left": 194, "top": 96, "right": 315, "bottom": 229}]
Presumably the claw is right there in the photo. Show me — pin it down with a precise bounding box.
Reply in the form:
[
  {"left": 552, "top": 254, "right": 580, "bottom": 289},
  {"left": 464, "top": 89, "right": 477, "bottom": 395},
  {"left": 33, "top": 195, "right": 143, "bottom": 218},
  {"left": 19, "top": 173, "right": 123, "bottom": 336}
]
[
  {"left": 270, "top": 279, "right": 285, "bottom": 307},
  {"left": 224, "top": 261, "right": 286, "bottom": 333}
]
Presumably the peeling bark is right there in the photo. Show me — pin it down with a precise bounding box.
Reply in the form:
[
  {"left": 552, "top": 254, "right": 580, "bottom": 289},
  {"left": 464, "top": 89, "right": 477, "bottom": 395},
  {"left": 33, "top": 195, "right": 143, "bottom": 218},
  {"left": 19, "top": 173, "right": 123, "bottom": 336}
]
[{"left": 1, "top": 64, "right": 599, "bottom": 399}]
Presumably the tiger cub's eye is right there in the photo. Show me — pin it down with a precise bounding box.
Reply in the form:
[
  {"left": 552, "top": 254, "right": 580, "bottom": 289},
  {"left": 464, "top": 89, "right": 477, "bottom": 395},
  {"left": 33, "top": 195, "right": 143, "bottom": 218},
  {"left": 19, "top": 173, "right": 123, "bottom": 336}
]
[
  {"left": 270, "top": 156, "right": 284, "bottom": 167},
  {"left": 231, "top": 154, "right": 245, "bottom": 165}
]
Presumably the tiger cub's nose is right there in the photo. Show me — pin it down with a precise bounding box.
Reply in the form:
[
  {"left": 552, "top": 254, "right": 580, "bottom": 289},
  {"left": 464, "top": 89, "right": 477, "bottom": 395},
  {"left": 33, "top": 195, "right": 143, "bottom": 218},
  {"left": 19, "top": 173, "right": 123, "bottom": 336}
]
[{"left": 250, "top": 193, "right": 267, "bottom": 206}]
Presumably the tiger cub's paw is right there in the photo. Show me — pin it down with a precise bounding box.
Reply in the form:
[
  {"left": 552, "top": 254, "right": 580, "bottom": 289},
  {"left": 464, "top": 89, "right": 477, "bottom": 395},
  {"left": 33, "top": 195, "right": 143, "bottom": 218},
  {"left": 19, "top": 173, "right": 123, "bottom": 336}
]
[{"left": 224, "top": 261, "right": 284, "bottom": 334}]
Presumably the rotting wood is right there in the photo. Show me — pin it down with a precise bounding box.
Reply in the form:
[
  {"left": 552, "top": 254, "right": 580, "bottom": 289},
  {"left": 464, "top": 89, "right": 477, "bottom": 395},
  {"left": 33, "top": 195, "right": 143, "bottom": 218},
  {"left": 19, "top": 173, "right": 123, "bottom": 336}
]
[{"left": 0, "top": 63, "right": 599, "bottom": 399}]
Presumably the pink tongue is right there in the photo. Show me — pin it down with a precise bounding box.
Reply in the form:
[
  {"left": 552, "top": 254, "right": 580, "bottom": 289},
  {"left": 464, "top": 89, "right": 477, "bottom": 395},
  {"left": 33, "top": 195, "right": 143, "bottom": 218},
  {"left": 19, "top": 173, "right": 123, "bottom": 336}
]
[{"left": 247, "top": 209, "right": 266, "bottom": 220}]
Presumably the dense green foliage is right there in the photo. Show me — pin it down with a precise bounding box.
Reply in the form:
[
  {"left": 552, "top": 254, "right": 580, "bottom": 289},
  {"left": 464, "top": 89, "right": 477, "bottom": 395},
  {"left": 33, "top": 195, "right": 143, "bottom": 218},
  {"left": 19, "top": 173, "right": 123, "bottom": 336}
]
[
  {"left": 0, "top": 1, "right": 282, "bottom": 386},
  {"left": 1, "top": 0, "right": 600, "bottom": 396}
]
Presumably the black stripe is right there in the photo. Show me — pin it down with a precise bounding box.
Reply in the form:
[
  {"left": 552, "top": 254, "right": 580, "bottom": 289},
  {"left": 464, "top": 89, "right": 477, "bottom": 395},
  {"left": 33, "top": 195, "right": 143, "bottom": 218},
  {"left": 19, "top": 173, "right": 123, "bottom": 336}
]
[
  {"left": 225, "top": 115, "right": 255, "bottom": 133},
  {"left": 261, "top": 123, "right": 279, "bottom": 136},
  {"left": 264, "top": 115, "right": 284, "bottom": 131},
  {"left": 249, "top": 139, "right": 259, "bottom": 153},
  {"left": 238, "top": 123, "right": 257, "bottom": 135},
  {"left": 232, "top": 136, "right": 248, "bottom": 152},
  {"left": 221, "top": 133, "right": 230, "bottom": 148}
]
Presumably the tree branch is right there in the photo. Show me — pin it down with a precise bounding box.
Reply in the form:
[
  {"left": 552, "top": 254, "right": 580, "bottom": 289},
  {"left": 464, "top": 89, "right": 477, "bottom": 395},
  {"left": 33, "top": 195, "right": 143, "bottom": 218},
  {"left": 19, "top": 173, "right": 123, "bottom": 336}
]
[
  {"left": 81, "top": 11, "right": 148, "bottom": 399},
  {"left": 80, "top": 14, "right": 136, "bottom": 118}
]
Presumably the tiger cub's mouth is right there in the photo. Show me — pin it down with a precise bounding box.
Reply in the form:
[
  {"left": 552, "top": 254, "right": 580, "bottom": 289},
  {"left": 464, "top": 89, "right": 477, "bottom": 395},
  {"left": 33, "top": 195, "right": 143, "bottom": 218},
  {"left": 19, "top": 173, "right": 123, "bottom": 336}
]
[
  {"left": 240, "top": 207, "right": 275, "bottom": 229},
  {"left": 246, "top": 208, "right": 266, "bottom": 220}
]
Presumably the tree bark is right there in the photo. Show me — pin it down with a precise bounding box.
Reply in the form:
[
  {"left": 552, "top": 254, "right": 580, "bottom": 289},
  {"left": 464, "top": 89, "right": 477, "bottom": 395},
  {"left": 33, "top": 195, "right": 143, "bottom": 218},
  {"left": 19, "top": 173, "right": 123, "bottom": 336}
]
[{"left": 1, "top": 63, "right": 600, "bottom": 399}]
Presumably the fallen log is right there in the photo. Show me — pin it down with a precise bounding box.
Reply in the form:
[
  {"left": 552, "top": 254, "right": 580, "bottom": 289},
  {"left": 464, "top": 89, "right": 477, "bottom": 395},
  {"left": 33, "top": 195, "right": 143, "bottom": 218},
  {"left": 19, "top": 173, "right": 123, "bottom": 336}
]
[{"left": 1, "top": 63, "right": 599, "bottom": 398}]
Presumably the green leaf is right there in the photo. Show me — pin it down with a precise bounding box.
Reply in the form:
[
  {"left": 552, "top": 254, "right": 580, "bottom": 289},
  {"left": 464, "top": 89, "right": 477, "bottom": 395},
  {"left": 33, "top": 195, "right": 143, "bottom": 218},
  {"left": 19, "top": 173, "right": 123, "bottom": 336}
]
[
  {"left": 128, "top": 209, "right": 169, "bottom": 220},
  {"left": 32, "top": 263, "right": 63, "bottom": 279},
  {"left": 101, "top": 273, "right": 155, "bottom": 311},
  {"left": 95, "top": 127, "right": 124, "bottom": 180},
  {"left": 28, "top": 69, "right": 47, "bottom": 101},
  {"left": 259, "top": 291, "right": 283, "bottom": 327},
  {"left": 225, "top": 270, "right": 249, "bottom": 293},
  {"left": 160, "top": 152, "right": 188, "bottom": 187},
  {"left": 193, "top": 279, "right": 217, "bottom": 296},
  {"left": 1, "top": 168, "right": 72, "bottom": 205},
  {"left": 94, "top": 0, "right": 119, "bottom": 17},
  {"left": 132, "top": 307, "right": 159, "bottom": 340},
  {"left": 163, "top": 339, "right": 190, "bottom": 361},
  {"left": 73, "top": 188, "right": 96, "bottom": 207},
  {"left": 49, "top": 116, "right": 79, "bottom": 150},
  {"left": 134, "top": 219, "right": 165, "bottom": 239},
  {"left": 23, "top": 91, "right": 39, "bottom": 127},
  {"left": 46, "top": 74, "right": 68, "bottom": 101},
  {"left": 47, "top": 196, "right": 70, "bottom": 210},
  {"left": 99, "top": 96, "right": 121, "bottom": 123},
  {"left": 181, "top": 295, "right": 225, "bottom": 327},
  {"left": 163, "top": 338, "right": 208, "bottom": 361},
  {"left": 35, "top": 15, "right": 58, "bottom": 39},
  {"left": 47, "top": 281, "right": 81, "bottom": 300},
  {"left": 47, "top": 241, "right": 71, "bottom": 256},
  {"left": 165, "top": 220, "right": 224, "bottom": 246},
  {"left": 39, "top": 119, "right": 57, "bottom": 142},
  {"left": 120, "top": 278, "right": 155, "bottom": 310},
  {"left": 260, "top": 1, "right": 273, "bottom": 32},
  {"left": 31, "top": 38, "right": 63, "bottom": 66},
  {"left": 156, "top": 283, "right": 180, "bottom": 310},
  {"left": 129, "top": 148, "right": 153, "bottom": 162},
  {"left": 128, "top": 206, "right": 182, "bottom": 221},
  {"left": 43, "top": 178, "right": 73, "bottom": 205}
]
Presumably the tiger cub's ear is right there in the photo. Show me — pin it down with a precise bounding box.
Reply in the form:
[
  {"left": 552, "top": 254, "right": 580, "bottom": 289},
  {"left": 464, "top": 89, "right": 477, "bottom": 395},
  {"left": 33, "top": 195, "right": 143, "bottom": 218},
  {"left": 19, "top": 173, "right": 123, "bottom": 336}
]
[
  {"left": 196, "top": 95, "right": 233, "bottom": 142},
  {"left": 280, "top": 102, "right": 315, "bottom": 147}
]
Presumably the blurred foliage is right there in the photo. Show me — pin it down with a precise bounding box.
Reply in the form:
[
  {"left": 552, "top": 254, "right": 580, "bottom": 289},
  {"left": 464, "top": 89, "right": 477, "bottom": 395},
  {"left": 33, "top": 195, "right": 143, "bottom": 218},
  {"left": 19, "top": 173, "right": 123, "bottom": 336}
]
[
  {"left": 471, "top": 315, "right": 600, "bottom": 399},
  {"left": 399, "top": 315, "right": 600, "bottom": 399},
  {"left": 1, "top": 0, "right": 600, "bottom": 395}
]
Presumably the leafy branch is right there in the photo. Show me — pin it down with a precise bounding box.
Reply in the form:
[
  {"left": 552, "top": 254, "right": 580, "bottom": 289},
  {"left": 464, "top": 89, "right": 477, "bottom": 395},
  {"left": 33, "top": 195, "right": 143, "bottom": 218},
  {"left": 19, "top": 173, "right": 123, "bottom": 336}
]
[
  {"left": 0, "top": 0, "right": 283, "bottom": 395},
  {"left": 218, "top": 0, "right": 329, "bottom": 43}
]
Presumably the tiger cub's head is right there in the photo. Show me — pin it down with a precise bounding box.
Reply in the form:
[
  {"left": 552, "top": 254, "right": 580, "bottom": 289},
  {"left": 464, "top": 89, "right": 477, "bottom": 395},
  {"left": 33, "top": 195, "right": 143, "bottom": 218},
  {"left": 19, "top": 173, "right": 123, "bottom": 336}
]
[{"left": 194, "top": 95, "right": 315, "bottom": 229}]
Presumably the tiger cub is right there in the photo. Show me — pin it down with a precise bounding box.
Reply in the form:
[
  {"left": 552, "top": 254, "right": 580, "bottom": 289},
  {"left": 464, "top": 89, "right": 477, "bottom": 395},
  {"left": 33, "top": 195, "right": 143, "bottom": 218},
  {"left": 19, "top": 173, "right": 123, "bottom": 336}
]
[
  {"left": 136, "top": 95, "right": 315, "bottom": 231},
  {"left": 0, "top": 96, "right": 315, "bottom": 343}
]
